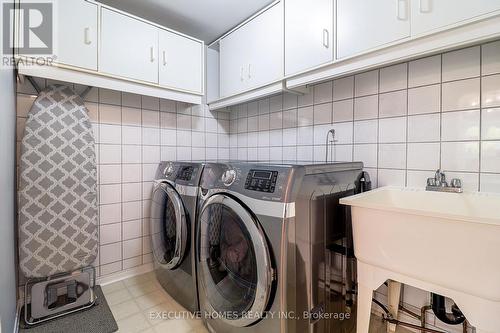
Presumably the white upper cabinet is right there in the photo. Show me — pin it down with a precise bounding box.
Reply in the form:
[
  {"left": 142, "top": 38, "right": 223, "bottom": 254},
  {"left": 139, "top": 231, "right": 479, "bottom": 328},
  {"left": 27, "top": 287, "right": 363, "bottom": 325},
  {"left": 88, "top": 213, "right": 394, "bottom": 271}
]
[
  {"left": 100, "top": 8, "right": 159, "bottom": 84},
  {"left": 159, "top": 29, "right": 203, "bottom": 93},
  {"left": 285, "top": 0, "right": 334, "bottom": 76},
  {"left": 411, "top": 0, "right": 500, "bottom": 35},
  {"left": 220, "top": 2, "right": 284, "bottom": 98},
  {"left": 336, "top": 0, "right": 411, "bottom": 59},
  {"left": 56, "top": 0, "right": 98, "bottom": 70}
]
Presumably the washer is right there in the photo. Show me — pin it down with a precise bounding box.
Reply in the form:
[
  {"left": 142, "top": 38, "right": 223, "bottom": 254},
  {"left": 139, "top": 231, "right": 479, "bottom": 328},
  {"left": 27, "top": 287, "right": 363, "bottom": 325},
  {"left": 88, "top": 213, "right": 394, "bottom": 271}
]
[
  {"left": 151, "top": 161, "right": 204, "bottom": 312},
  {"left": 196, "top": 161, "right": 363, "bottom": 333}
]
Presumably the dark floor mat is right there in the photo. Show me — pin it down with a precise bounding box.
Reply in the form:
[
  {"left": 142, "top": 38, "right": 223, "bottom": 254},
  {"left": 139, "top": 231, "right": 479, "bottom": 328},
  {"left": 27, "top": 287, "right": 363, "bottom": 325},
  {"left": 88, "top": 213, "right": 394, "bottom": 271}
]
[{"left": 19, "top": 286, "right": 118, "bottom": 333}]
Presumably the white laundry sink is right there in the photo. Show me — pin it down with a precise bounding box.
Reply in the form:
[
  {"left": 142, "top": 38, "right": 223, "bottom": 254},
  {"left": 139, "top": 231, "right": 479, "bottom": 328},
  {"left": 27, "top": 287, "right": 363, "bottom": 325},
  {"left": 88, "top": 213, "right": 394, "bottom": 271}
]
[{"left": 340, "top": 187, "right": 500, "bottom": 333}]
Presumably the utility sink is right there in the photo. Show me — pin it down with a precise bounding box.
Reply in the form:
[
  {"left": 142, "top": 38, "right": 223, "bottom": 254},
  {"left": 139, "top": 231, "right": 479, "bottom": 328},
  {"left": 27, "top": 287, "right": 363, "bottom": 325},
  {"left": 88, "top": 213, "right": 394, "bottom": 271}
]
[{"left": 340, "top": 187, "right": 500, "bottom": 333}]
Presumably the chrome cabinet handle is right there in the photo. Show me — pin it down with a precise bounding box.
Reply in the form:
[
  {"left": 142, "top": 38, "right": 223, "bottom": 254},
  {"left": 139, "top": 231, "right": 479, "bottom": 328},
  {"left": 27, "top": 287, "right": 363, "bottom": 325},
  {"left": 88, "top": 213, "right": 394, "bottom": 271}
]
[
  {"left": 150, "top": 46, "right": 155, "bottom": 63},
  {"left": 84, "top": 27, "right": 91, "bottom": 45},
  {"left": 240, "top": 66, "right": 244, "bottom": 81},
  {"left": 248, "top": 63, "right": 252, "bottom": 79},
  {"left": 323, "top": 29, "right": 329, "bottom": 48},
  {"left": 397, "top": 0, "right": 409, "bottom": 20},
  {"left": 162, "top": 51, "right": 167, "bottom": 66},
  {"left": 419, "top": 0, "right": 432, "bottom": 13}
]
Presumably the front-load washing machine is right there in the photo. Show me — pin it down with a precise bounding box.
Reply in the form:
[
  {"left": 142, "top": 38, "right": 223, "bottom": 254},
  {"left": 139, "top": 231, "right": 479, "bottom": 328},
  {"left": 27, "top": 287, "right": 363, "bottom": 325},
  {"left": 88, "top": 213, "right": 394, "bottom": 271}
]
[
  {"left": 151, "top": 161, "right": 204, "bottom": 312},
  {"left": 196, "top": 161, "right": 363, "bottom": 333}
]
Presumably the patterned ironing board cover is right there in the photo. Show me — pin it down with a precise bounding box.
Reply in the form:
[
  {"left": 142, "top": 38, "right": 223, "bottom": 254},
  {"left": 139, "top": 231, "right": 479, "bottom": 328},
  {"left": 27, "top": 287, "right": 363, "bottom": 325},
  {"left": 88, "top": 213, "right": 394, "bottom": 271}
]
[{"left": 18, "top": 85, "right": 98, "bottom": 278}]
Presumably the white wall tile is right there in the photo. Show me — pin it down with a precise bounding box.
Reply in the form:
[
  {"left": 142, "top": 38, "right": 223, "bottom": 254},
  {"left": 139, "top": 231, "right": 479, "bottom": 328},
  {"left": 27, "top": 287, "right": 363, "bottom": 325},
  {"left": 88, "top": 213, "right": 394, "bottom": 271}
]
[
  {"left": 269, "top": 130, "right": 283, "bottom": 147},
  {"left": 100, "top": 165, "right": 122, "bottom": 184},
  {"left": 354, "top": 144, "right": 378, "bottom": 168},
  {"left": 100, "top": 124, "right": 121, "bottom": 144},
  {"left": 100, "top": 243, "right": 122, "bottom": 265},
  {"left": 407, "top": 143, "right": 440, "bottom": 170},
  {"left": 408, "top": 114, "right": 440, "bottom": 142},
  {"left": 442, "top": 46, "right": 480, "bottom": 82},
  {"left": 123, "top": 238, "right": 142, "bottom": 259},
  {"left": 482, "top": 74, "right": 500, "bottom": 108},
  {"left": 379, "top": 117, "right": 406, "bottom": 143},
  {"left": 481, "top": 141, "right": 500, "bottom": 173},
  {"left": 298, "top": 106, "right": 314, "bottom": 126},
  {"left": 408, "top": 84, "right": 441, "bottom": 115},
  {"left": 99, "top": 89, "right": 121, "bottom": 106},
  {"left": 122, "top": 182, "right": 142, "bottom": 202},
  {"left": 297, "top": 146, "right": 313, "bottom": 161},
  {"left": 100, "top": 204, "right": 121, "bottom": 225},
  {"left": 482, "top": 41, "right": 500, "bottom": 75},
  {"left": 379, "top": 144, "right": 406, "bottom": 169},
  {"left": 99, "top": 104, "right": 121, "bottom": 125},
  {"left": 100, "top": 223, "right": 121, "bottom": 245},
  {"left": 407, "top": 170, "right": 433, "bottom": 188},
  {"left": 142, "top": 110, "right": 160, "bottom": 127},
  {"left": 333, "top": 144, "right": 353, "bottom": 162},
  {"left": 258, "top": 114, "right": 270, "bottom": 131},
  {"left": 333, "top": 76, "right": 354, "bottom": 101},
  {"left": 122, "top": 107, "right": 142, "bottom": 126},
  {"left": 283, "top": 146, "right": 297, "bottom": 161},
  {"left": 283, "top": 128, "right": 297, "bottom": 146},
  {"left": 282, "top": 109, "right": 297, "bottom": 128},
  {"left": 313, "top": 124, "right": 332, "bottom": 145},
  {"left": 297, "top": 126, "right": 314, "bottom": 145},
  {"left": 442, "top": 78, "right": 480, "bottom": 111},
  {"left": 354, "top": 120, "right": 378, "bottom": 143},
  {"left": 354, "top": 95, "right": 378, "bottom": 120},
  {"left": 269, "top": 95, "right": 283, "bottom": 113},
  {"left": 314, "top": 81, "right": 333, "bottom": 104},
  {"left": 122, "top": 201, "right": 142, "bottom": 221},
  {"left": 313, "top": 103, "right": 332, "bottom": 124},
  {"left": 445, "top": 172, "right": 479, "bottom": 191},
  {"left": 380, "top": 63, "right": 407, "bottom": 93},
  {"left": 332, "top": 99, "right": 353, "bottom": 122},
  {"left": 379, "top": 90, "right": 407, "bottom": 118},
  {"left": 100, "top": 184, "right": 121, "bottom": 204},
  {"left": 332, "top": 122, "right": 353, "bottom": 144},
  {"left": 122, "top": 92, "right": 141, "bottom": 108},
  {"left": 355, "top": 70, "right": 379, "bottom": 97},
  {"left": 480, "top": 173, "right": 500, "bottom": 193},
  {"left": 122, "top": 126, "right": 142, "bottom": 145},
  {"left": 122, "top": 145, "right": 142, "bottom": 164},
  {"left": 482, "top": 108, "right": 500, "bottom": 140},
  {"left": 270, "top": 111, "right": 283, "bottom": 129},
  {"left": 408, "top": 55, "right": 441, "bottom": 87},
  {"left": 142, "top": 128, "right": 160, "bottom": 146},
  {"left": 378, "top": 169, "right": 406, "bottom": 187},
  {"left": 441, "top": 110, "right": 480, "bottom": 141},
  {"left": 441, "top": 142, "right": 480, "bottom": 172}
]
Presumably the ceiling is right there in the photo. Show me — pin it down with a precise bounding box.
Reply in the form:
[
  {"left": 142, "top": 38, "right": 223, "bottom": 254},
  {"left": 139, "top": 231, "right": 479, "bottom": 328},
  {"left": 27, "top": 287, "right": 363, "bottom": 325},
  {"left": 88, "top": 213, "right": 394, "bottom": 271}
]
[{"left": 97, "top": 0, "right": 275, "bottom": 43}]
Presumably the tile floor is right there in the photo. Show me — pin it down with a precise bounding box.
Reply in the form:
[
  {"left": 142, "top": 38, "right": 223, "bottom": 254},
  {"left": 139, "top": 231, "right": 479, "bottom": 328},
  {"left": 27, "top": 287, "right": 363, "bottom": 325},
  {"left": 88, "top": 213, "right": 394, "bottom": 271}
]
[
  {"left": 101, "top": 272, "right": 208, "bottom": 333},
  {"left": 102, "top": 272, "right": 412, "bottom": 333}
]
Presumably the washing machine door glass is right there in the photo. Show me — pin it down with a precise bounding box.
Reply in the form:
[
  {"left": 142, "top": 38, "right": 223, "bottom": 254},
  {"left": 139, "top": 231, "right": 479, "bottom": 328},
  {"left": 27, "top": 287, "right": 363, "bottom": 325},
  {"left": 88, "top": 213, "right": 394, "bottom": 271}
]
[
  {"left": 198, "top": 194, "right": 273, "bottom": 327},
  {"left": 151, "top": 182, "right": 187, "bottom": 270}
]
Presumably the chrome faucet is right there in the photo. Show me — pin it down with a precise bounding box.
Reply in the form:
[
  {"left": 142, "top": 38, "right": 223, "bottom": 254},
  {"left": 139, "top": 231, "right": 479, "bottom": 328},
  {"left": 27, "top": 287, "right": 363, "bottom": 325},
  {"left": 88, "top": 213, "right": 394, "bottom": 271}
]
[
  {"left": 325, "top": 129, "right": 338, "bottom": 163},
  {"left": 426, "top": 169, "right": 463, "bottom": 193}
]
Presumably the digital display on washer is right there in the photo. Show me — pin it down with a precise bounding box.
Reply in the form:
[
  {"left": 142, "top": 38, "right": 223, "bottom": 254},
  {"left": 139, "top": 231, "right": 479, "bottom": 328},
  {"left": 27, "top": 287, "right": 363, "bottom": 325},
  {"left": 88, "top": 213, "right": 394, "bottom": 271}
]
[
  {"left": 245, "top": 170, "right": 278, "bottom": 193},
  {"left": 177, "top": 166, "right": 194, "bottom": 181},
  {"left": 252, "top": 171, "right": 272, "bottom": 180}
]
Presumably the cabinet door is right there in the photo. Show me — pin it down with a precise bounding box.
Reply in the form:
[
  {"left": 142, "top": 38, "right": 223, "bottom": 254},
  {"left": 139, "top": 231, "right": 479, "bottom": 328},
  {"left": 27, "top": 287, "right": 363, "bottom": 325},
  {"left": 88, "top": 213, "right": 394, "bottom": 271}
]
[
  {"left": 220, "top": 18, "right": 253, "bottom": 98},
  {"left": 159, "top": 30, "right": 203, "bottom": 93},
  {"left": 100, "top": 8, "right": 158, "bottom": 84},
  {"left": 220, "top": 2, "right": 284, "bottom": 98},
  {"left": 285, "top": 0, "right": 333, "bottom": 76},
  {"left": 245, "top": 2, "right": 284, "bottom": 91},
  {"left": 337, "top": 0, "right": 410, "bottom": 59},
  {"left": 411, "top": 0, "right": 500, "bottom": 36},
  {"left": 56, "top": 0, "right": 98, "bottom": 70}
]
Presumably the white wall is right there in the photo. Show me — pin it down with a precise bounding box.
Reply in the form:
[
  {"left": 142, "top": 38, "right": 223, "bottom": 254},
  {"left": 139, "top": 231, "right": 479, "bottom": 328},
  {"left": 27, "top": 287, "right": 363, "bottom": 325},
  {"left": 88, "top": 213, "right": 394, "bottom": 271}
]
[{"left": 0, "top": 59, "right": 18, "bottom": 333}]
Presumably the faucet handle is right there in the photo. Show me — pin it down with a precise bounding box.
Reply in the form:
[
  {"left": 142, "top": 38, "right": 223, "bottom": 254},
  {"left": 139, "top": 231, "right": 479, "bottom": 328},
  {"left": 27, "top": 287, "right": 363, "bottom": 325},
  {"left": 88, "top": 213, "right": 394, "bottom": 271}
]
[
  {"left": 451, "top": 178, "right": 462, "bottom": 188},
  {"left": 427, "top": 178, "right": 437, "bottom": 186}
]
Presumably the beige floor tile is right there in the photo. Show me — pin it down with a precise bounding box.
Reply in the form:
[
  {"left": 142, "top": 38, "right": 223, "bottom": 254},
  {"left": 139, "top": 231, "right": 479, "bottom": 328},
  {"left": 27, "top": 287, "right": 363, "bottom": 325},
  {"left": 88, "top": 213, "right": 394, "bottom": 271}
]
[
  {"left": 135, "top": 290, "right": 169, "bottom": 310},
  {"left": 123, "top": 272, "right": 156, "bottom": 287},
  {"left": 106, "top": 288, "right": 133, "bottom": 306},
  {"left": 102, "top": 280, "right": 126, "bottom": 295},
  {"left": 111, "top": 299, "right": 141, "bottom": 320},
  {"left": 153, "top": 318, "right": 193, "bottom": 333},
  {"left": 126, "top": 280, "right": 160, "bottom": 298},
  {"left": 116, "top": 312, "right": 151, "bottom": 333}
]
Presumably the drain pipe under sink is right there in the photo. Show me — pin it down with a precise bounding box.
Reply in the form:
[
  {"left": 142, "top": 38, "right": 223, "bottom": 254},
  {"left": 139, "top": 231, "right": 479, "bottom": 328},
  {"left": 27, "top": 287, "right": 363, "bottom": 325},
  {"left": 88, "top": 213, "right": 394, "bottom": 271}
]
[{"left": 431, "top": 293, "right": 466, "bottom": 325}]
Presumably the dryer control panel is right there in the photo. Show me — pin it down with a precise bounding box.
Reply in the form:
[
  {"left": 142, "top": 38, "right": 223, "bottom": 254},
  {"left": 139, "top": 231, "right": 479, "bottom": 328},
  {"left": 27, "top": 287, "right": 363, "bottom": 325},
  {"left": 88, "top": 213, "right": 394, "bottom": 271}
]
[{"left": 245, "top": 170, "right": 278, "bottom": 193}]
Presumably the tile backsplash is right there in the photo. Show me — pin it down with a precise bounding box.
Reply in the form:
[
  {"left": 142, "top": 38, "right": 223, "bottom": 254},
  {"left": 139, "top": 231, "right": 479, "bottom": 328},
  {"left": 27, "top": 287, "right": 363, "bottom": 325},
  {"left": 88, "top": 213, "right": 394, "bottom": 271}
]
[
  {"left": 16, "top": 79, "right": 230, "bottom": 279},
  {"left": 227, "top": 41, "right": 500, "bottom": 195}
]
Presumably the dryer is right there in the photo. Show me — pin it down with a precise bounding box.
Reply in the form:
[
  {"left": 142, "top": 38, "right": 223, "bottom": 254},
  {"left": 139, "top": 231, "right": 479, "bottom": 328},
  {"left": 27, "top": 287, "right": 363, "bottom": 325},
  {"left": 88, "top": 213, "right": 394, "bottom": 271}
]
[
  {"left": 150, "top": 161, "right": 203, "bottom": 312},
  {"left": 196, "top": 161, "right": 363, "bottom": 333}
]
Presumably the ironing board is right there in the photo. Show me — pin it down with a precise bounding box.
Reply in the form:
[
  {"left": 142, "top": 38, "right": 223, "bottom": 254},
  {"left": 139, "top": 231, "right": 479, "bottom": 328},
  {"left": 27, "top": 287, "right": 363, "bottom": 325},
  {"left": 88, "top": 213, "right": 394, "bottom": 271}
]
[{"left": 18, "top": 84, "right": 98, "bottom": 279}]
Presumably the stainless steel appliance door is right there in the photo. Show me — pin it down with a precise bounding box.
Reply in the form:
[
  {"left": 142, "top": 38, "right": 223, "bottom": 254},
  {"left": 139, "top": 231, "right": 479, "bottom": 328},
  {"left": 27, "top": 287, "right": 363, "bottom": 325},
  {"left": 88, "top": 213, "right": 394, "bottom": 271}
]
[
  {"left": 150, "top": 182, "right": 187, "bottom": 270},
  {"left": 198, "top": 194, "right": 273, "bottom": 327}
]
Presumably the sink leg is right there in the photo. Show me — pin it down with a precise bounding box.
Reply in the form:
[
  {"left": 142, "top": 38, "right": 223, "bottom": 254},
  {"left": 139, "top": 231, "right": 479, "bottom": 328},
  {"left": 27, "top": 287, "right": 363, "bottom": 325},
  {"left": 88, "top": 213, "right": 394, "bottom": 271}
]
[
  {"left": 356, "top": 283, "right": 373, "bottom": 333},
  {"left": 387, "top": 280, "right": 402, "bottom": 333}
]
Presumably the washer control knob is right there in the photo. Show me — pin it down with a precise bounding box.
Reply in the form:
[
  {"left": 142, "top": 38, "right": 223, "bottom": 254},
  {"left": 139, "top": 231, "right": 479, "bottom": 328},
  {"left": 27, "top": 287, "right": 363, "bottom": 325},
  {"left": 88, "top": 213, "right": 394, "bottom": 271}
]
[
  {"left": 163, "top": 162, "right": 175, "bottom": 177},
  {"left": 221, "top": 169, "right": 237, "bottom": 186}
]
